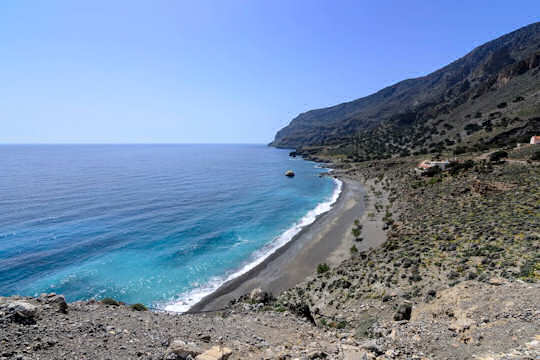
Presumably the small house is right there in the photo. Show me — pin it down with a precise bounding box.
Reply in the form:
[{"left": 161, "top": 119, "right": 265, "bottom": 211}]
[
  {"left": 530, "top": 136, "right": 540, "bottom": 145},
  {"left": 417, "top": 160, "right": 450, "bottom": 171}
]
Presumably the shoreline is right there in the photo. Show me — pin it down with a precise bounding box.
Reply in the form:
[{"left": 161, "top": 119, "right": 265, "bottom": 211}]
[
  {"left": 189, "top": 175, "right": 384, "bottom": 312},
  {"left": 162, "top": 171, "right": 342, "bottom": 312},
  {"left": 163, "top": 173, "right": 343, "bottom": 313}
]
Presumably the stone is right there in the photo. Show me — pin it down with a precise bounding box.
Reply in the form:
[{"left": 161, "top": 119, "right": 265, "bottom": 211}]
[
  {"left": 249, "top": 288, "right": 271, "bottom": 304},
  {"left": 198, "top": 335, "right": 211, "bottom": 343},
  {"left": 449, "top": 318, "right": 474, "bottom": 333},
  {"left": 359, "top": 340, "right": 383, "bottom": 355},
  {"left": 342, "top": 345, "right": 371, "bottom": 360},
  {"left": 488, "top": 277, "right": 506, "bottom": 286},
  {"left": 165, "top": 339, "right": 201, "bottom": 360},
  {"left": 195, "top": 346, "right": 232, "bottom": 360},
  {"left": 393, "top": 303, "right": 412, "bottom": 321},
  {"left": 307, "top": 350, "right": 327, "bottom": 359},
  {"left": 6, "top": 301, "right": 37, "bottom": 324},
  {"left": 48, "top": 295, "right": 68, "bottom": 313}
]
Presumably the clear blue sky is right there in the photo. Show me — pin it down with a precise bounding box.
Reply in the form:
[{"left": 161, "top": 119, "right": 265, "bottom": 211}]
[{"left": 1, "top": 1, "right": 539, "bottom": 144}]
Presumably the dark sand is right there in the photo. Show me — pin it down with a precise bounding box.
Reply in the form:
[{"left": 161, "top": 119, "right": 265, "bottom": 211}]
[{"left": 190, "top": 178, "right": 379, "bottom": 312}]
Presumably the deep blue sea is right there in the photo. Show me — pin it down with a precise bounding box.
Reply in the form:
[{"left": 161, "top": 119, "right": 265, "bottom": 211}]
[{"left": 0, "top": 144, "right": 339, "bottom": 311}]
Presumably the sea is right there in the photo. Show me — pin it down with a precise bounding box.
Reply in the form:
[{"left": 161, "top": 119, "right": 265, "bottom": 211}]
[{"left": 0, "top": 144, "right": 340, "bottom": 311}]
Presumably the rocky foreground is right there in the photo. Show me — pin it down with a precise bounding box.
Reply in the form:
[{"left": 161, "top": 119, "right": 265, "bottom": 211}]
[{"left": 1, "top": 148, "right": 539, "bottom": 360}]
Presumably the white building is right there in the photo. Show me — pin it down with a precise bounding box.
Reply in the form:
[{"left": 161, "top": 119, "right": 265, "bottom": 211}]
[{"left": 417, "top": 160, "right": 450, "bottom": 171}]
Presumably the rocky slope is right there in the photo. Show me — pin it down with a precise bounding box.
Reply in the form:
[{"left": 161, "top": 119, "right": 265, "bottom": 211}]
[
  {"left": 272, "top": 148, "right": 540, "bottom": 359},
  {"left": 2, "top": 280, "right": 538, "bottom": 360},
  {"left": 271, "top": 22, "right": 540, "bottom": 159}
]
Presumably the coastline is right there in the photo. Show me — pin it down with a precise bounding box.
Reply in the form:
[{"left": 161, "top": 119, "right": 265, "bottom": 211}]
[
  {"left": 163, "top": 173, "right": 342, "bottom": 312},
  {"left": 189, "top": 175, "right": 386, "bottom": 312}
]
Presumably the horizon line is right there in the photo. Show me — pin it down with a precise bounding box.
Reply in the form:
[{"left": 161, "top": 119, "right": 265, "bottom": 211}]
[{"left": 0, "top": 142, "right": 270, "bottom": 146}]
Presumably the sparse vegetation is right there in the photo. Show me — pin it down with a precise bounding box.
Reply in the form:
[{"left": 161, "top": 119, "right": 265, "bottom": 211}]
[
  {"left": 447, "top": 159, "right": 475, "bottom": 175},
  {"left": 421, "top": 165, "right": 441, "bottom": 177},
  {"left": 317, "top": 263, "right": 330, "bottom": 274},
  {"left": 101, "top": 298, "right": 120, "bottom": 306},
  {"left": 130, "top": 303, "right": 147, "bottom": 311},
  {"left": 489, "top": 150, "right": 508, "bottom": 162}
]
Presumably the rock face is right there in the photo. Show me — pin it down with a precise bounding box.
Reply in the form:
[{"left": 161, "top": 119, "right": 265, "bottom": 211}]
[{"left": 271, "top": 22, "right": 540, "bottom": 157}]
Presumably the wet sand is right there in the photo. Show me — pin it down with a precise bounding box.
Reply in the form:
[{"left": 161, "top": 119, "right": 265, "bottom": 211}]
[{"left": 189, "top": 176, "right": 388, "bottom": 312}]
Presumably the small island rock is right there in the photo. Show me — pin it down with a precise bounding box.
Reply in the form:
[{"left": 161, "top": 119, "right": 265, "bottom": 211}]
[{"left": 285, "top": 170, "right": 295, "bottom": 177}]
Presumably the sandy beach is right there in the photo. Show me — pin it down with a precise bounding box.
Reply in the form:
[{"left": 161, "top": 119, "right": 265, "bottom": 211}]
[{"left": 190, "top": 176, "right": 387, "bottom": 312}]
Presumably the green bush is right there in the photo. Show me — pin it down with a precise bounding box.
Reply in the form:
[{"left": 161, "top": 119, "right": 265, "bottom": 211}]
[
  {"left": 422, "top": 165, "right": 441, "bottom": 177},
  {"left": 350, "top": 245, "right": 358, "bottom": 254},
  {"left": 317, "top": 263, "right": 330, "bottom": 274},
  {"left": 464, "top": 123, "right": 482, "bottom": 134},
  {"left": 101, "top": 298, "right": 120, "bottom": 306},
  {"left": 531, "top": 150, "right": 540, "bottom": 161},
  {"left": 453, "top": 146, "right": 469, "bottom": 155},
  {"left": 447, "top": 159, "right": 475, "bottom": 175},
  {"left": 399, "top": 150, "right": 411, "bottom": 157},
  {"left": 428, "top": 177, "right": 442, "bottom": 185},
  {"left": 489, "top": 150, "right": 508, "bottom": 162},
  {"left": 130, "top": 303, "right": 148, "bottom": 311},
  {"left": 336, "top": 320, "right": 348, "bottom": 329}
]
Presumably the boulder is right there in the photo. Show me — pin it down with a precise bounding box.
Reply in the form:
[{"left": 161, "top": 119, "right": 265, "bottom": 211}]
[
  {"left": 359, "top": 340, "right": 384, "bottom": 355},
  {"left": 42, "top": 294, "right": 68, "bottom": 313},
  {"left": 488, "top": 277, "right": 507, "bottom": 286},
  {"left": 307, "top": 350, "right": 328, "bottom": 359},
  {"left": 342, "top": 345, "right": 372, "bottom": 360},
  {"left": 198, "top": 334, "right": 211, "bottom": 343},
  {"left": 285, "top": 170, "right": 295, "bottom": 177},
  {"left": 6, "top": 301, "right": 37, "bottom": 324},
  {"left": 248, "top": 288, "right": 272, "bottom": 304},
  {"left": 164, "top": 339, "right": 201, "bottom": 360},
  {"left": 393, "top": 303, "right": 412, "bottom": 321},
  {"left": 195, "top": 346, "right": 232, "bottom": 360},
  {"left": 307, "top": 350, "right": 328, "bottom": 360}
]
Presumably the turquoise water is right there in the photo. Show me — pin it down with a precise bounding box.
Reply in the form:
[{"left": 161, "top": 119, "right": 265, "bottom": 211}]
[{"left": 0, "top": 144, "right": 338, "bottom": 311}]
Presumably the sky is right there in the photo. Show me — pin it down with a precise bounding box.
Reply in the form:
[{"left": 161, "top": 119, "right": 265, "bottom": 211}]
[{"left": 1, "top": 1, "right": 539, "bottom": 144}]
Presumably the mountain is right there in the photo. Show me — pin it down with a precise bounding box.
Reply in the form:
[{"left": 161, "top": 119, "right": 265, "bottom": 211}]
[{"left": 271, "top": 22, "right": 540, "bottom": 158}]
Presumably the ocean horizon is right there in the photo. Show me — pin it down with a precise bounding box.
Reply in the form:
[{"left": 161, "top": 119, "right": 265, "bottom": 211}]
[{"left": 0, "top": 144, "right": 339, "bottom": 311}]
